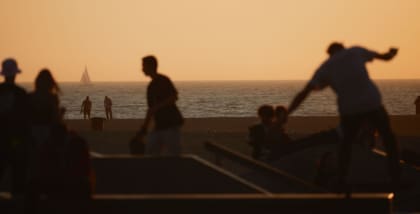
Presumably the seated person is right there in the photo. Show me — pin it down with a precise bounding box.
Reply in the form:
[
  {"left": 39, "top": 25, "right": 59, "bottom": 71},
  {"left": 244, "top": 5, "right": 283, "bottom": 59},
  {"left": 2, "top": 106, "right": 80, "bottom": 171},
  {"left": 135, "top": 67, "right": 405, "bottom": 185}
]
[
  {"left": 266, "top": 105, "right": 292, "bottom": 158},
  {"left": 248, "top": 105, "right": 274, "bottom": 159}
]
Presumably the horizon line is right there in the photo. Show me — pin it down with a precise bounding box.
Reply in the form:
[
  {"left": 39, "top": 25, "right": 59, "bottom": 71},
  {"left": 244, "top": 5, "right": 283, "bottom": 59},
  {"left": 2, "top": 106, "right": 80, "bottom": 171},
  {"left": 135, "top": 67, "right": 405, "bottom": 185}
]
[{"left": 17, "top": 78, "right": 420, "bottom": 83}]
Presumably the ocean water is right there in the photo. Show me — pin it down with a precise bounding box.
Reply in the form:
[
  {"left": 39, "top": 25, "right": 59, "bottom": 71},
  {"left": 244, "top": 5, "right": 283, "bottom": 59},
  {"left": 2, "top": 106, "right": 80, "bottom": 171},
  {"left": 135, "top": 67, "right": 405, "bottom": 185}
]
[{"left": 20, "top": 80, "right": 420, "bottom": 119}]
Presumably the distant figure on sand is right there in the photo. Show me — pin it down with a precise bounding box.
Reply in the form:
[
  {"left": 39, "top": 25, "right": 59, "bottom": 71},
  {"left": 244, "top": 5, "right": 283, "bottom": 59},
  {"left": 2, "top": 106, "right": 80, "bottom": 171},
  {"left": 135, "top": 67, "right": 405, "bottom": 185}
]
[
  {"left": 415, "top": 96, "right": 420, "bottom": 115},
  {"left": 81, "top": 96, "right": 92, "bottom": 120},
  {"left": 0, "top": 58, "right": 29, "bottom": 197},
  {"left": 104, "top": 96, "right": 113, "bottom": 119},
  {"left": 287, "top": 42, "right": 401, "bottom": 192},
  {"left": 137, "top": 55, "right": 184, "bottom": 155},
  {"left": 248, "top": 105, "right": 275, "bottom": 159}
]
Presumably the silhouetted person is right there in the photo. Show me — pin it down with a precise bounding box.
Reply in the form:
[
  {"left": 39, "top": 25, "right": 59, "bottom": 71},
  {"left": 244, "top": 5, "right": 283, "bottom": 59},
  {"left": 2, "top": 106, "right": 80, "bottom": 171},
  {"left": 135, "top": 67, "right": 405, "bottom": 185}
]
[
  {"left": 288, "top": 42, "right": 401, "bottom": 192},
  {"left": 415, "top": 96, "right": 420, "bottom": 115},
  {"left": 29, "top": 69, "right": 62, "bottom": 129},
  {"left": 81, "top": 96, "right": 92, "bottom": 120},
  {"left": 27, "top": 70, "right": 91, "bottom": 213},
  {"left": 266, "top": 106, "right": 292, "bottom": 158},
  {"left": 267, "top": 106, "right": 290, "bottom": 144},
  {"left": 0, "top": 58, "right": 29, "bottom": 198},
  {"left": 104, "top": 95, "right": 113, "bottom": 119},
  {"left": 25, "top": 69, "right": 61, "bottom": 212},
  {"left": 137, "top": 55, "right": 184, "bottom": 155},
  {"left": 248, "top": 105, "right": 274, "bottom": 159}
]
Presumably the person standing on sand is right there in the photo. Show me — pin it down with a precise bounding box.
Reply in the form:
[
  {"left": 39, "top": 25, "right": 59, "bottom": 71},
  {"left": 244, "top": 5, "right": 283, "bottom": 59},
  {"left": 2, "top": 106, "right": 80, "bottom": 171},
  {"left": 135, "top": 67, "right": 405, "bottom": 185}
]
[
  {"left": 0, "top": 58, "right": 29, "bottom": 198},
  {"left": 104, "top": 96, "right": 113, "bottom": 119},
  {"left": 136, "top": 55, "right": 184, "bottom": 155},
  {"left": 287, "top": 42, "right": 401, "bottom": 192},
  {"left": 81, "top": 96, "right": 92, "bottom": 120},
  {"left": 414, "top": 96, "right": 420, "bottom": 115}
]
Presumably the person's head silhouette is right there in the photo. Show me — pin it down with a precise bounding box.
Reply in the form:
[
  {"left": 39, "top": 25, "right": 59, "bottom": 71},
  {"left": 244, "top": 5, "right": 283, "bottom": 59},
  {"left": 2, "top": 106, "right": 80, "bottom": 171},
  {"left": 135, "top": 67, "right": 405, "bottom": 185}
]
[
  {"left": 327, "top": 42, "right": 345, "bottom": 57},
  {"left": 1, "top": 58, "right": 21, "bottom": 83},
  {"left": 142, "top": 55, "right": 158, "bottom": 77},
  {"left": 35, "top": 69, "right": 60, "bottom": 94},
  {"left": 257, "top": 105, "right": 274, "bottom": 125},
  {"left": 274, "top": 105, "right": 288, "bottom": 125}
]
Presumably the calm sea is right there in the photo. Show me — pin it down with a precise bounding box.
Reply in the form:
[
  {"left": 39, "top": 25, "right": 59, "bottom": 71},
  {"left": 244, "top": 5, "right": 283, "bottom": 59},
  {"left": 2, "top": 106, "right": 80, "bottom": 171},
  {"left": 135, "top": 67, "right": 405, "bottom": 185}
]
[{"left": 20, "top": 80, "right": 420, "bottom": 119}]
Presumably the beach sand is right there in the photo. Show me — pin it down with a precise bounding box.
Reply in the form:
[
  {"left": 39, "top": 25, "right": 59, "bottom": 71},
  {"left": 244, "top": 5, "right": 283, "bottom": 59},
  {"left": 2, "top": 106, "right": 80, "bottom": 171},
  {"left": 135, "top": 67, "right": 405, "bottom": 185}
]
[{"left": 65, "top": 115, "right": 420, "bottom": 158}]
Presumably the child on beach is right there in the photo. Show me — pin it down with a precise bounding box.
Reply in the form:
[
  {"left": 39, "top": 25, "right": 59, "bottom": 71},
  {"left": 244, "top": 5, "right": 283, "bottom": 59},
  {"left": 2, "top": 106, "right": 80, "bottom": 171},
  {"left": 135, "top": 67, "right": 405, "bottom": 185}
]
[
  {"left": 248, "top": 105, "right": 274, "bottom": 160},
  {"left": 266, "top": 105, "right": 292, "bottom": 158}
]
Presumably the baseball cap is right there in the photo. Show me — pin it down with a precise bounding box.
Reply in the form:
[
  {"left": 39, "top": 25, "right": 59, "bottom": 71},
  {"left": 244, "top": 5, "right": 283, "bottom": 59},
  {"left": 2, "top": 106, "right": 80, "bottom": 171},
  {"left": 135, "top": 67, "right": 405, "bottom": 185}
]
[{"left": 1, "top": 58, "right": 21, "bottom": 77}]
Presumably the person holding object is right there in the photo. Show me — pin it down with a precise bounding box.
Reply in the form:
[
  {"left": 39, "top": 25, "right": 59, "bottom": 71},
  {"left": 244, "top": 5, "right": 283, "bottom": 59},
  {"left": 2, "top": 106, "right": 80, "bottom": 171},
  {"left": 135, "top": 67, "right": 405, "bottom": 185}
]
[
  {"left": 136, "top": 55, "right": 184, "bottom": 156},
  {"left": 287, "top": 42, "right": 401, "bottom": 192}
]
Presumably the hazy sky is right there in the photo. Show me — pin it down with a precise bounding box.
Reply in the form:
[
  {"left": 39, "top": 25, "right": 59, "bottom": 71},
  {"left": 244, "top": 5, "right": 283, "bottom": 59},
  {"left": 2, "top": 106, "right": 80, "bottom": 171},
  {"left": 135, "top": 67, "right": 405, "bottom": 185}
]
[{"left": 0, "top": 0, "right": 419, "bottom": 82}]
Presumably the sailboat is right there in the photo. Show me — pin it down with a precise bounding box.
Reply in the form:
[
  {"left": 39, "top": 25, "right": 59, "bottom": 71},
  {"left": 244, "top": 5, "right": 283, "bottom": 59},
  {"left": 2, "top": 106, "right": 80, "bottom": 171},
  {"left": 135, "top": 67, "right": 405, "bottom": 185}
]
[{"left": 80, "top": 66, "right": 92, "bottom": 84}]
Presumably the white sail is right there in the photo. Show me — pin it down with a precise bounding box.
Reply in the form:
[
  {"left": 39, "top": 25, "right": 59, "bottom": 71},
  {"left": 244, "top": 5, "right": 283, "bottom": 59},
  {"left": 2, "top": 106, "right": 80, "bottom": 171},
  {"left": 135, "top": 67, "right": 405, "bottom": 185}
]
[{"left": 81, "top": 66, "right": 91, "bottom": 84}]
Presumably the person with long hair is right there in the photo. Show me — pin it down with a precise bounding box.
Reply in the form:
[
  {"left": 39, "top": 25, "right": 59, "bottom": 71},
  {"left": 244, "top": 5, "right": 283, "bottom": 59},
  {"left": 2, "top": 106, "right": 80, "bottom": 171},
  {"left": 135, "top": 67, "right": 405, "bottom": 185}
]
[
  {"left": 27, "top": 69, "right": 92, "bottom": 213},
  {"left": 30, "top": 69, "right": 62, "bottom": 126}
]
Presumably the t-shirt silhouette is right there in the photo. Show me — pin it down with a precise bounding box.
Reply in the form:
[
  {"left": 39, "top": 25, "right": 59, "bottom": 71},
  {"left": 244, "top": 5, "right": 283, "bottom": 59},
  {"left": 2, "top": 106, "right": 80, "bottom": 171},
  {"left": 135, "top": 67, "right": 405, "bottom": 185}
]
[
  {"left": 310, "top": 47, "right": 381, "bottom": 115},
  {"left": 147, "top": 74, "right": 183, "bottom": 130}
]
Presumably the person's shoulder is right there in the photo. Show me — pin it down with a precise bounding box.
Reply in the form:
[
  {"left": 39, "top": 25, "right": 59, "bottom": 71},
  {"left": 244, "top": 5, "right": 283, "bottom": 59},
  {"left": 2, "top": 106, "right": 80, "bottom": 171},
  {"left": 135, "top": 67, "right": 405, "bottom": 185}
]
[
  {"left": 349, "top": 46, "right": 364, "bottom": 51},
  {"left": 15, "top": 84, "right": 26, "bottom": 93},
  {"left": 157, "top": 73, "right": 172, "bottom": 82},
  {"left": 0, "top": 83, "right": 27, "bottom": 94},
  {"left": 348, "top": 46, "right": 372, "bottom": 54}
]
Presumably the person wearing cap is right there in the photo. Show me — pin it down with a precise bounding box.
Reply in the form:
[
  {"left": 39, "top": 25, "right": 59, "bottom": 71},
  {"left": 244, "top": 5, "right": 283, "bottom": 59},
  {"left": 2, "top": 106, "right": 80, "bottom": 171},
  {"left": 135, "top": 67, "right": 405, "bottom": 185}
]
[
  {"left": 0, "top": 58, "right": 29, "bottom": 197},
  {"left": 287, "top": 42, "right": 401, "bottom": 192}
]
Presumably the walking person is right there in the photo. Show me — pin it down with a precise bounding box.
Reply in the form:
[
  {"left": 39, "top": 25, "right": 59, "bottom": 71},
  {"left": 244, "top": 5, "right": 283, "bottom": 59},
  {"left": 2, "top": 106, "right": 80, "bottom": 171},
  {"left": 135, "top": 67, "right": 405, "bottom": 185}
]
[
  {"left": 136, "top": 55, "right": 184, "bottom": 155},
  {"left": 104, "top": 96, "right": 113, "bottom": 119},
  {"left": 81, "top": 96, "right": 92, "bottom": 120},
  {"left": 287, "top": 42, "right": 401, "bottom": 192}
]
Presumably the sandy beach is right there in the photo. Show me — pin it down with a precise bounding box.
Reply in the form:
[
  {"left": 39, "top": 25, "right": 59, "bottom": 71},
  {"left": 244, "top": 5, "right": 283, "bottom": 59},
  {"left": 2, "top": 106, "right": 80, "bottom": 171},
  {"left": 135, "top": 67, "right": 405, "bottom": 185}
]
[{"left": 65, "top": 115, "right": 420, "bottom": 158}]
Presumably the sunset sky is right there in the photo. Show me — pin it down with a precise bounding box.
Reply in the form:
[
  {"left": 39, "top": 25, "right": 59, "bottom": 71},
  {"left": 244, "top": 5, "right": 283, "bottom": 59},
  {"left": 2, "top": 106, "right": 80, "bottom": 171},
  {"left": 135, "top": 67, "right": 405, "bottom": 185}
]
[{"left": 0, "top": 0, "right": 419, "bottom": 82}]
